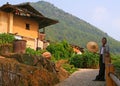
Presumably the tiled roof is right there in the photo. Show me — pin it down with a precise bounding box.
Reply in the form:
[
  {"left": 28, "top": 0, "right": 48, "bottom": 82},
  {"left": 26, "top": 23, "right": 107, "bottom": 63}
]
[{"left": 0, "top": 2, "right": 58, "bottom": 28}]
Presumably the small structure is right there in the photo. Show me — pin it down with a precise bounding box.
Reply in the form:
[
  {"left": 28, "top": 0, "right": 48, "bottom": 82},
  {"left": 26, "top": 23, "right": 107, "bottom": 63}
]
[
  {"left": 0, "top": 2, "right": 58, "bottom": 50},
  {"left": 71, "top": 44, "right": 84, "bottom": 54}
]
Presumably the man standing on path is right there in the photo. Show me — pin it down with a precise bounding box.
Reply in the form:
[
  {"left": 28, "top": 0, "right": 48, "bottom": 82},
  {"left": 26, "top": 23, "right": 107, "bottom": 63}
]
[{"left": 94, "top": 37, "right": 110, "bottom": 81}]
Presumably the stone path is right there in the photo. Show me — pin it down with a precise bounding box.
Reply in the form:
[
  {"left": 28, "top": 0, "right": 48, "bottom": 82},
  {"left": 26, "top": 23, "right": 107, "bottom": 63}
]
[{"left": 55, "top": 69, "right": 106, "bottom": 86}]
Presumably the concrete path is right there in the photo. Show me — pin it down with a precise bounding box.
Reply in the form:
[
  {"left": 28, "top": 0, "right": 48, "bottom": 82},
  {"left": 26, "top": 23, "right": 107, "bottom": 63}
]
[{"left": 55, "top": 69, "right": 106, "bottom": 86}]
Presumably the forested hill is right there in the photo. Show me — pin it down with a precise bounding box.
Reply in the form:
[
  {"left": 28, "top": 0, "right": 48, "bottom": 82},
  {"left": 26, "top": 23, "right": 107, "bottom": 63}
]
[{"left": 31, "top": 1, "right": 120, "bottom": 53}]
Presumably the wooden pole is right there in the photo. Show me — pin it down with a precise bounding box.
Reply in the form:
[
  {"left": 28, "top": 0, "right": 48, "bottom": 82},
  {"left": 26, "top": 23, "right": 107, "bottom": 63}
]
[
  {"left": 105, "top": 52, "right": 116, "bottom": 86},
  {"left": 106, "top": 64, "right": 116, "bottom": 86},
  {"left": 110, "top": 73, "right": 120, "bottom": 86}
]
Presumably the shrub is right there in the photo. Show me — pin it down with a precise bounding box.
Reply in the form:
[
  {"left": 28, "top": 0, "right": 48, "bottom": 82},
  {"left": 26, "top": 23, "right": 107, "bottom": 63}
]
[
  {"left": 113, "top": 60, "right": 120, "bottom": 72},
  {"left": 0, "top": 33, "right": 15, "bottom": 44},
  {"left": 46, "top": 40, "right": 74, "bottom": 60},
  {"left": 112, "top": 54, "right": 120, "bottom": 78},
  {"left": 26, "top": 47, "right": 46, "bottom": 56},
  {"left": 69, "top": 54, "right": 83, "bottom": 68},
  {"left": 111, "top": 54, "right": 120, "bottom": 61},
  {"left": 62, "top": 63, "right": 78, "bottom": 74},
  {"left": 69, "top": 51, "right": 99, "bottom": 68},
  {"left": 0, "top": 33, "right": 15, "bottom": 54}
]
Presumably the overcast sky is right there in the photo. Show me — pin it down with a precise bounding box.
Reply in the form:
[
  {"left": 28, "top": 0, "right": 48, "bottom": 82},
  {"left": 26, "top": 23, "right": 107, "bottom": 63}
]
[{"left": 1, "top": 0, "right": 120, "bottom": 41}]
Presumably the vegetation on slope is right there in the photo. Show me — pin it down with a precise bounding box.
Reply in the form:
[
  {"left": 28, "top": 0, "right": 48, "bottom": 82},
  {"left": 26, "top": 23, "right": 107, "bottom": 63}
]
[{"left": 31, "top": 1, "right": 120, "bottom": 53}]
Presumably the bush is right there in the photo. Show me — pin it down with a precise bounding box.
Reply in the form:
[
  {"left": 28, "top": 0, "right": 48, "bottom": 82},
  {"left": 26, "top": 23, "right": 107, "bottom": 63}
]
[
  {"left": 111, "top": 54, "right": 120, "bottom": 61},
  {"left": 26, "top": 47, "right": 46, "bottom": 56},
  {"left": 69, "top": 51, "right": 99, "bottom": 68},
  {"left": 113, "top": 60, "right": 120, "bottom": 72},
  {"left": 46, "top": 40, "right": 74, "bottom": 60},
  {"left": 111, "top": 54, "right": 120, "bottom": 69},
  {"left": 112, "top": 54, "right": 120, "bottom": 78},
  {"left": 0, "top": 33, "right": 15, "bottom": 44},
  {"left": 69, "top": 54, "right": 83, "bottom": 68},
  {"left": 0, "top": 33, "right": 15, "bottom": 54},
  {"left": 62, "top": 63, "right": 78, "bottom": 74}
]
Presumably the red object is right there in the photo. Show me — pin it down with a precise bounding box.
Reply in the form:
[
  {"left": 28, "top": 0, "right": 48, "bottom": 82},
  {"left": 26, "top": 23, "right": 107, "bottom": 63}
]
[{"left": 13, "top": 40, "right": 27, "bottom": 54}]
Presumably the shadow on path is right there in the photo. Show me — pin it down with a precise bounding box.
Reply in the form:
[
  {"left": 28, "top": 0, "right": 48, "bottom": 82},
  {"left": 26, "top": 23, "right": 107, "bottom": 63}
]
[{"left": 55, "top": 69, "right": 106, "bottom": 86}]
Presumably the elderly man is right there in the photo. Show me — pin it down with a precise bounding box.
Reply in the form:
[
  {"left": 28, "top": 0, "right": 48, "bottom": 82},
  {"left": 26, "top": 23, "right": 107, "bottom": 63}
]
[{"left": 94, "top": 37, "right": 110, "bottom": 81}]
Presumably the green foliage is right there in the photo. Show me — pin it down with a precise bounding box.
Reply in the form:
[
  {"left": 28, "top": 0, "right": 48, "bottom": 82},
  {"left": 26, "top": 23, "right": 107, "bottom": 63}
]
[
  {"left": 10, "top": 54, "right": 35, "bottom": 65},
  {"left": 69, "top": 51, "right": 99, "bottom": 68},
  {"left": 62, "top": 63, "right": 78, "bottom": 74},
  {"left": 112, "top": 54, "right": 120, "bottom": 77},
  {"left": 69, "top": 54, "right": 82, "bottom": 68},
  {"left": 111, "top": 54, "right": 120, "bottom": 61},
  {"left": 50, "top": 56, "right": 57, "bottom": 63},
  {"left": 26, "top": 47, "right": 46, "bottom": 56},
  {"left": 0, "top": 33, "right": 15, "bottom": 44},
  {"left": 113, "top": 60, "right": 120, "bottom": 73},
  {"left": 31, "top": 1, "right": 120, "bottom": 53},
  {"left": 46, "top": 40, "right": 74, "bottom": 60},
  {"left": 0, "top": 33, "right": 15, "bottom": 54},
  {"left": 22, "top": 54, "right": 35, "bottom": 65}
]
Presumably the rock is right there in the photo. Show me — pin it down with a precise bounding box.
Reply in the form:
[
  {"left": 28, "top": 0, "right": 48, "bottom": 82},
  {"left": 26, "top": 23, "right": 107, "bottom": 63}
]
[
  {"left": 0, "top": 54, "right": 70, "bottom": 85},
  {"left": 0, "top": 57, "right": 59, "bottom": 86},
  {"left": 56, "top": 60, "right": 70, "bottom": 81},
  {"left": 42, "top": 51, "right": 51, "bottom": 60},
  {"left": 0, "top": 55, "right": 5, "bottom": 58}
]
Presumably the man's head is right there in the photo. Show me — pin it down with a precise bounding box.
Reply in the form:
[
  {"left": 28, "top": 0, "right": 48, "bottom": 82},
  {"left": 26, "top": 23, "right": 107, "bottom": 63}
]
[{"left": 102, "top": 37, "right": 107, "bottom": 46}]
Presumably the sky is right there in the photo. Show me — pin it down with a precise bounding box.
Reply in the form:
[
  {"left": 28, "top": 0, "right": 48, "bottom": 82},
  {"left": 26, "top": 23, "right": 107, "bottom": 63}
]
[{"left": 0, "top": 0, "right": 120, "bottom": 41}]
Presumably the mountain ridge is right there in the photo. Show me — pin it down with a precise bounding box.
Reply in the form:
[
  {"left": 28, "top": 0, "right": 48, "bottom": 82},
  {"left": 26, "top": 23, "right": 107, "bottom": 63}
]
[{"left": 31, "top": 1, "right": 120, "bottom": 53}]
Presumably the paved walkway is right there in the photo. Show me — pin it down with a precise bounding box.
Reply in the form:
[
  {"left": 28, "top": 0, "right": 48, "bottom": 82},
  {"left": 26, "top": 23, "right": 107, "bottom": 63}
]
[{"left": 55, "top": 69, "right": 106, "bottom": 86}]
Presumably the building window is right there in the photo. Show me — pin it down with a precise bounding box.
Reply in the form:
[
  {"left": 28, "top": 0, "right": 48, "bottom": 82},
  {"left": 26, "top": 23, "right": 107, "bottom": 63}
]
[{"left": 26, "top": 24, "right": 30, "bottom": 30}]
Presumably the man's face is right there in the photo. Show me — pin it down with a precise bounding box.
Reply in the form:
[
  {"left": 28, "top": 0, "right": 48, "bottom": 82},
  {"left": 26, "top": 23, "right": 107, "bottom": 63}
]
[{"left": 102, "top": 38, "right": 106, "bottom": 45}]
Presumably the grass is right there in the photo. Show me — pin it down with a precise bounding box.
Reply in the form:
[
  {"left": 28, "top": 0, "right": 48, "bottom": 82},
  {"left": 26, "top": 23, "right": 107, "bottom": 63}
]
[{"left": 62, "top": 63, "right": 78, "bottom": 74}]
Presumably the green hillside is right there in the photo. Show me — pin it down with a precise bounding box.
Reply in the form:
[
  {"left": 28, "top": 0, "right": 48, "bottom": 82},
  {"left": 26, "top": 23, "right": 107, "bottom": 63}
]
[{"left": 31, "top": 1, "right": 120, "bottom": 53}]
